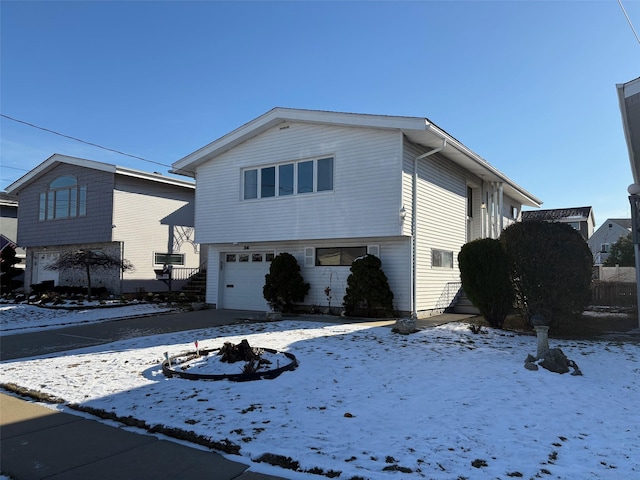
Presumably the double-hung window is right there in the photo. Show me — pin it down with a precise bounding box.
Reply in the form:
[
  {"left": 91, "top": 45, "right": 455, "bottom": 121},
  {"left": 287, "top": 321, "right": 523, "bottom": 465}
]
[
  {"left": 39, "top": 176, "right": 87, "bottom": 221},
  {"left": 243, "top": 157, "right": 333, "bottom": 200}
]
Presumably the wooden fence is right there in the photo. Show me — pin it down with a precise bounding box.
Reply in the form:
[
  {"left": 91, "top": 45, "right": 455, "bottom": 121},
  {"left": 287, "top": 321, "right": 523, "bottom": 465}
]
[{"left": 591, "top": 281, "right": 637, "bottom": 307}]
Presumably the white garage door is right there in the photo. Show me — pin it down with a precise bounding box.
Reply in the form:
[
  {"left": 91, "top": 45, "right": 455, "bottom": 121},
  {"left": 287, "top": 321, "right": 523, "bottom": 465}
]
[
  {"left": 221, "top": 251, "right": 274, "bottom": 311},
  {"left": 33, "top": 251, "right": 60, "bottom": 285}
]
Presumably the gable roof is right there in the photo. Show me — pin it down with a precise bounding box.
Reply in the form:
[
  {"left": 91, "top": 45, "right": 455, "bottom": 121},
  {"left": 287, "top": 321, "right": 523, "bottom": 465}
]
[
  {"left": 172, "top": 107, "right": 542, "bottom": 208},
  {"left": 600, "top": 218, "right": 632, "bottom": 230},
  {"left": 522, "top": 206, "right": 594, "bottom": 224},
  {"left": 5, "top": 154, "right": 195, "bottom": 194}
]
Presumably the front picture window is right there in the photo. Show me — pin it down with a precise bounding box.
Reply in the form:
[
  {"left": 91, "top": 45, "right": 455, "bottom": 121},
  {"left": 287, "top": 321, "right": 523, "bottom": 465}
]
[
  {"left": 39, "top": 176, "right": 87, "bottom": 221},
  {"left": 242, "top": 156, "right": 333, "bottom": 200},
  {"left": 316, "top": 246, "right": 366, "bottom": 266}
]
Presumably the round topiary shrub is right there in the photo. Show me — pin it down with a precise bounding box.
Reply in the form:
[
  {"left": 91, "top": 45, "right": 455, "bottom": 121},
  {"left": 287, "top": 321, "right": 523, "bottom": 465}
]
[
  {"left": 500, "top": 220, "right": 593, "bottom": 329},
  {"left": 458, "top": 238, "right": 513, "bottom": 329},
  {"left": 263, "top": 253, "right": 310, "bottom": 312},
  {"left": 343, "top": 254, "right": 394, "bottom": 317}
]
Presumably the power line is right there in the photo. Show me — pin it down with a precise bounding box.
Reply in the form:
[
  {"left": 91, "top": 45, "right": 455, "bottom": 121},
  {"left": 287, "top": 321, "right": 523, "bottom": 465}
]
[
  {"left": 0, "top": 113, "right": 172, "bottom": 168},
  {"left": 618, "top": 0, "right": 640, "bottom": 45},
  {"left": 1, "top": 165, "right": 31, "bottom": 172}
]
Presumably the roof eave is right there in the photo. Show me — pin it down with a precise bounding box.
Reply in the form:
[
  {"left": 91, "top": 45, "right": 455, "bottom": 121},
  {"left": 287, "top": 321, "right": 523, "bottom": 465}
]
[
  {"left": 171, "top": 108, "right": 542, "bottom": 207},
  {"left": 6, "top": 153, "right": 194, "bottom": 193},
  {"left": 617, "top": 77, "right": 640, "bottom": 185}
]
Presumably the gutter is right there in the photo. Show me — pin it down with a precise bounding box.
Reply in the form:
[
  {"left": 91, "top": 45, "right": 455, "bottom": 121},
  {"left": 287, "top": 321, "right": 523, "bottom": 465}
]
[{"left": 411, "top": 135, "right": 447, "bottom": 319}]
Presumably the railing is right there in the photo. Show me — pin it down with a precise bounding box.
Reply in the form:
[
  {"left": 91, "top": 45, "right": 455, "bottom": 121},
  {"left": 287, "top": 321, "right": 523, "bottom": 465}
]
[{"left": 170, "top": 262, "right": 207, "bottom": 281}]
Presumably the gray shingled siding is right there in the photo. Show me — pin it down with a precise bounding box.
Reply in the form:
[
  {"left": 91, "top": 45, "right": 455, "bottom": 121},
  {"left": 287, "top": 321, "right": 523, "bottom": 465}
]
[{"left": 17, "top": 164, "right": 115, "bottom": 248}]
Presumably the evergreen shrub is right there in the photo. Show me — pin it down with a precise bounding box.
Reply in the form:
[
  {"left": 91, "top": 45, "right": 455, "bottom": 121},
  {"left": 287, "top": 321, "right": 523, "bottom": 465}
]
[
  {"left": 500, "top": 220, "right": 593, "bottom": 329},
  {"left": 458, "top": 238, "right": 513, "bottom": 328},
  {"left": 263, "top": 253, "right": 309, "bottom": 312},
  {"left": 343, "top": 254, "right": 394, "bottom": 317}
]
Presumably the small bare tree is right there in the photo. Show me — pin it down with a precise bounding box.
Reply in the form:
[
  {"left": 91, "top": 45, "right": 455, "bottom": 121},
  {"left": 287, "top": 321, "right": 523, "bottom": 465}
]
[{"left": 45, "top": 249, "right": 134, "bottom": 300}]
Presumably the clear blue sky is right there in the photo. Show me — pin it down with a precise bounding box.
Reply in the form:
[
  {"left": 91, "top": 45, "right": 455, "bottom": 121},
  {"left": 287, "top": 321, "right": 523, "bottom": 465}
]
[{"left": 1, "top": 1, "right": 639, "bottom": 228}]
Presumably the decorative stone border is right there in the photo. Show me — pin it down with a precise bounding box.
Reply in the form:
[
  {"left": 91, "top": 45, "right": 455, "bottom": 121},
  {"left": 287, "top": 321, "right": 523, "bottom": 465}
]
[{"left": 162, "top": 348, "right": 298, "bottom": 382}]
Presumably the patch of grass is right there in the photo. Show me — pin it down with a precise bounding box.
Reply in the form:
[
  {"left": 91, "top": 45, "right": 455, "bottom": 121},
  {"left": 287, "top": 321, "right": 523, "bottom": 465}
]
[
  {"left": 506, "top": 472, "right": 523, "bottom": 477},
  {"left": 70, "top": 403, "right": 241, "bottom": 454},
  {"left": 1, "top": 383, "right": 65, "bottom": 404},
  {"left": 255, "top": 453, "right": 300, "bottom": 471},
  {"left": 382, "top": 464, "right": 413, "bottom": 473},
  {"left": 471, "top": 459, "right": 488, "bottom": 468}
]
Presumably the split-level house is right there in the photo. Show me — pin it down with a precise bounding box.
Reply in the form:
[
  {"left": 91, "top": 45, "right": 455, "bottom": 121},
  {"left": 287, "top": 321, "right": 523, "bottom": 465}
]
[
  {"left": 521, "top": 206, "right": 595, "bottom": 241},
  {"left": 172, "top": 108, "right": 541, "bottom": 317},
  {"left": 6, "top": 154, "right": 201, "bottom": 295}
]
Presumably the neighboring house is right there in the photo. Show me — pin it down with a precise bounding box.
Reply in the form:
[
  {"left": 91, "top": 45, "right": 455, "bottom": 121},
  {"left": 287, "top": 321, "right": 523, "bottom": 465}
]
[
  {"left": 588, "top": 218, "right": 632, "bottom": 265},
  {"left": 0, "top": 192, "right": 26, "bottom": 286},
  {"left": 521, "top": 206, "right": 595, "bottom": 241},
  {"left": 172, "top": 108, "right": 542, "bottom": 317},
  {"left": 5, "top": 154, "right": 201, "bottom": 295}
]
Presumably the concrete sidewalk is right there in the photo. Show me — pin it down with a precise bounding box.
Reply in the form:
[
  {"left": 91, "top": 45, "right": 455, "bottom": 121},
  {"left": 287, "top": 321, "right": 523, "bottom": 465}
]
[{"left": 1, "top": 393, "right": 286, "bottom": 480}]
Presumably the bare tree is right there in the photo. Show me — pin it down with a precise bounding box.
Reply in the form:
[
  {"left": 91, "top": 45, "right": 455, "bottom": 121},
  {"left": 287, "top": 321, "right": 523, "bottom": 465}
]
[{"left": 45, "top": 250, "right": 134, "bottom": 300}]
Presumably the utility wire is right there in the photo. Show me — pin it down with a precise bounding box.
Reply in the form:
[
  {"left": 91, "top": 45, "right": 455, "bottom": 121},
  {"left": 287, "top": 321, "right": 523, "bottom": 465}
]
[
  {"left": 1, "top": 165, "right": 31, "bottom": 172},
  {"left": 0, "top": 113, "right": 171, "bottom": 168},
  {"left": 618, "top": 0, "right": 640, "bottom": 45}
]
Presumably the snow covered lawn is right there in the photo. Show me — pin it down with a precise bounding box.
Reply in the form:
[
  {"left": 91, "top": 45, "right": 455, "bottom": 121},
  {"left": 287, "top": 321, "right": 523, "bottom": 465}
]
[
  {"left": 1, "top": 319, "right": 638, "bottom": 479},
  {"left": 0, "top": 303, "right": 176, "bottom": 336}
]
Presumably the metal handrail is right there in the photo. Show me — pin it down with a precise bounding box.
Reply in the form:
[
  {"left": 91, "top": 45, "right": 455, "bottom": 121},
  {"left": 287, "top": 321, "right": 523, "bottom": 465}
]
[{"left": 170, "top": 262, "right": 207, "bottom": 281}]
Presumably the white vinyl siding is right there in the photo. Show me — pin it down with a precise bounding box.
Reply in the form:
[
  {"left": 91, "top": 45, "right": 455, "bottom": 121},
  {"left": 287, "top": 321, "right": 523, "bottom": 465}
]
[
  {"left": 204, "top": 238, "right": 410, "bottom": 313},
  {"left": 194, "top": 123, "right": 404, "bottom": 244},
  {"left": 112, "top": 186, "right": 199, "bottom": 290},
  {"left": 411, "top": 145, "right": 467, "bottom": 312}
]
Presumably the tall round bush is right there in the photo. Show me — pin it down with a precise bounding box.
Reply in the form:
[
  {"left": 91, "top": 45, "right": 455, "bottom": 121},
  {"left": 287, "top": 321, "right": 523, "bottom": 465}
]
[
  {"left": 458, "top": 238, "right": 513, "bottom": 328},
  {"left": 500, "top": 221, "right": 593, "bottom": 329}
]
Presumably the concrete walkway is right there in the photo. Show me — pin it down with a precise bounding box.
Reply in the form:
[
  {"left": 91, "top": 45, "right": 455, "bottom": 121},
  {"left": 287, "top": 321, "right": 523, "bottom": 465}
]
[
  {"left": 1, "top": 393, "right": 285, "bottom": 480},
  {"left": 1, "top": 308, "right": 472, "bottom": 479}
]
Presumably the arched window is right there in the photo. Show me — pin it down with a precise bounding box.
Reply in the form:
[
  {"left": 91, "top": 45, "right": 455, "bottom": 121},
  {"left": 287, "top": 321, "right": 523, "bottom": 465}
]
[{"left": 39, "top": 175, "right": 87, "bottom": 220}]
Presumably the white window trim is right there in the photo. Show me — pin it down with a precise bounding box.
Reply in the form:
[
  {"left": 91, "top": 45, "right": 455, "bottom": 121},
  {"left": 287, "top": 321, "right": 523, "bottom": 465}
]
[
  {"left": 242, "top": 156, "right": 334, "bottom": 200},
  {"left": 304, "top": 247, "right": 315, "bottom": 267},
  {"left": 153, "top": 252, "right": 185, "bottom": 266},
  {"left": 367, "top": 245, "right": 380, "bottom": 258}
]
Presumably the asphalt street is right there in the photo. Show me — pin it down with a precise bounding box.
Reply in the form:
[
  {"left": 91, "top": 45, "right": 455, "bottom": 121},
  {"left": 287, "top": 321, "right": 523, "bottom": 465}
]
[{"left": 0, "top": 308, "right": 270, "bottom": 361}]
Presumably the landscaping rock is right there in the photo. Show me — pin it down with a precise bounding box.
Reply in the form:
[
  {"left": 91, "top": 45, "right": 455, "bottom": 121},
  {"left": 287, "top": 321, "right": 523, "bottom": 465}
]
[
  {"left": 539, "top": 348, "right": 570, "bottom": 374},
  {"left": 218, "top": 339, "right": 261, "bottom": 363},
  {"left": 395, "top": 318, "right": 416, "bottom": 334}
]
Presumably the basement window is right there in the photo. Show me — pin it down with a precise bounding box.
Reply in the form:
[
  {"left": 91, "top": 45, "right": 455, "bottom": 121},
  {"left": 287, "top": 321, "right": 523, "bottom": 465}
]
[{"left": 432, "top": 249, "right": 453, "bottom": 268}]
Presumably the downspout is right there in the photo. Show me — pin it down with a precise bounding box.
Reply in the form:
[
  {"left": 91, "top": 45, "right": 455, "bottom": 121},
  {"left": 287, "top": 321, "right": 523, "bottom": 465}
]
[
  {"left": 412, "top": 136, "right": 447, "bottom": 319},
  {"left": 498, "top": 182, "right": 504, "bottom": 234}
]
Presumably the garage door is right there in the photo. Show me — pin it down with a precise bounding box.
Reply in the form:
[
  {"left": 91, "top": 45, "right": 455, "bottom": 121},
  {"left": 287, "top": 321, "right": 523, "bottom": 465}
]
[
  {"left": 33, "top": 251, "right": 60, "bottom": 285},
  {"left": 221, "top": 251, "right": 274, "bottom": 311}
]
